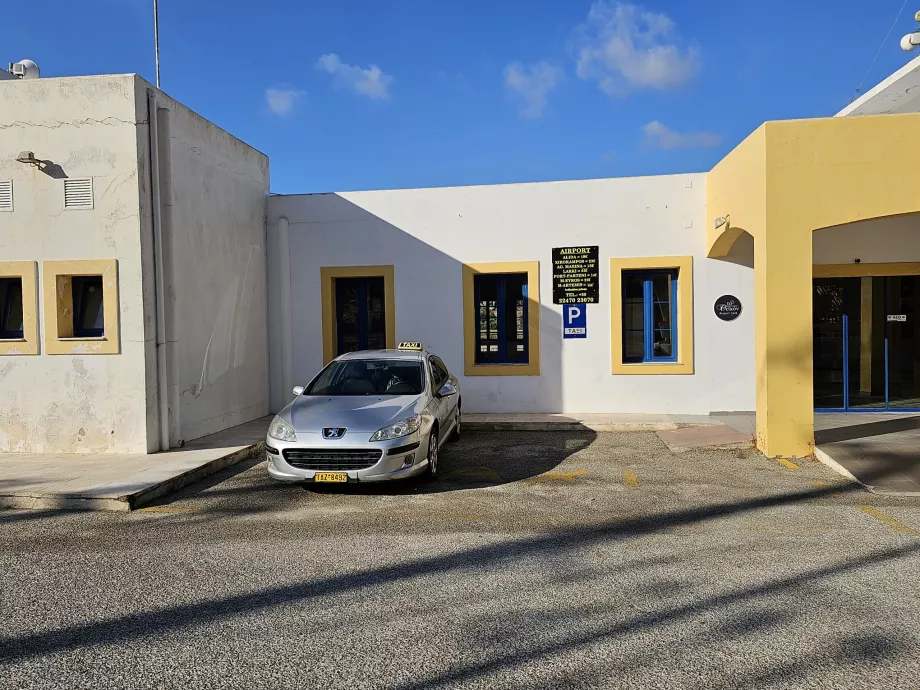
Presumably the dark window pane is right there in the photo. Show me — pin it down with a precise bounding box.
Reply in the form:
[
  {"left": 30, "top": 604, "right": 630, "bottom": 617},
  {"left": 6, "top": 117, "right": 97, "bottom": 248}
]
[
  {"left": 622, "top": 269, "right": 678, "bottom": 362},
  {"left": 72, "top": 276, "right": 104, "bottom": 337},
  {"left": 335, "top": 279, "right": 360, "bottom": 354},
  {"left": 335, "top": 276, "right": 387, "bottom": 355},
  {"left": 0, "top": 278, "right": 24, "bottom": 339},
  {"left": 651, "top": 274, "right": 671, "bottom": 333},
  {"left": 474, "top": 273, "right": 528, "bottom": 364},
  {"left": 365, "top": 277, "right": 386, "bottom": 350},
  {"left": 622, "top": 273, "right": 645, "bottom": 362}
]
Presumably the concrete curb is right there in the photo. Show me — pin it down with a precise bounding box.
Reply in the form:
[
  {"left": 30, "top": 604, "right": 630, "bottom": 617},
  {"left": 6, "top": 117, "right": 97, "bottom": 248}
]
[
  {"left": 814, "top": 447, "right": 870, "bottom": 491},
  {"left": 464, "top": 422, "right": 680, "bottom": 432},
  {"left": 0, "top": 442, "right": 263, "bottom": 512}
]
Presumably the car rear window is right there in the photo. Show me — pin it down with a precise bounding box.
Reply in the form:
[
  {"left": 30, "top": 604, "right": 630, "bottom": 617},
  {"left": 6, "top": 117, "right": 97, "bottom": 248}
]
[{"left": 306, "top": 360, "right": 424, "bottom": 396}]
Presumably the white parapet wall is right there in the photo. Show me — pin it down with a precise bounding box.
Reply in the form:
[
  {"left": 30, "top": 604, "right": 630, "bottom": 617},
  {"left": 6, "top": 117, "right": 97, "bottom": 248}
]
[{"left": 267, "top": 175, "right": 755, "bottom": 416}]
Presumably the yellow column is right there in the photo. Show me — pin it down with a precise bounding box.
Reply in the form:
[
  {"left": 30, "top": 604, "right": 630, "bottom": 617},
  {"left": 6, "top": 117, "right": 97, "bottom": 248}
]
[{"left": 754, "top": 227, "right": 815, "bottom": 458}]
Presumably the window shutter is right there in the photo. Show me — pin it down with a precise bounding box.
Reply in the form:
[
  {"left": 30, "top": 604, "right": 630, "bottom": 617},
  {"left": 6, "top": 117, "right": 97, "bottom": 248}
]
[
  {"left": 0, "top": 180, "right": 12, "bottom": 211},
  {"left": 63, "top": 178, "right": 93, "bottom": 210}
]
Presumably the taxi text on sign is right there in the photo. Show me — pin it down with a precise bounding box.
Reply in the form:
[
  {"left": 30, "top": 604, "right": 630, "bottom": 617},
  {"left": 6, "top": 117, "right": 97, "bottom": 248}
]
[
  {"left": 563, "top": 304, "right": 587, "bottom": 339},
  {"left": 552, "top": 246, "right": 600, "bottom": 305}
]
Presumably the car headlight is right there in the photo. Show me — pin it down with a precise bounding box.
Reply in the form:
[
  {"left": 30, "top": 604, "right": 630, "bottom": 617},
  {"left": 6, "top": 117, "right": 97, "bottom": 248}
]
[
  {"left": 268, "top": 416, "right": 296, "bottom": 443},
  {"left": 369, "top": 415, "right": 421, "bottom": 442}
]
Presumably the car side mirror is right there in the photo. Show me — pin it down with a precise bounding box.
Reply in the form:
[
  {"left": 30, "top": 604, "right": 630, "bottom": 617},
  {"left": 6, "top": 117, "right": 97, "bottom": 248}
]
[
  {"left": 438, "top": 382, "right": 457, "bottom": 398},
  {"left": 293, "top": 386, "right": 304, "bottom": 397}
]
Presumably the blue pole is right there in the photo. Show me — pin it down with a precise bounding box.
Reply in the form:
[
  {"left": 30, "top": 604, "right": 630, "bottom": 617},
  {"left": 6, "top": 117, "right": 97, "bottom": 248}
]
[
  {"left": 843, "top": 313, "right": 849, "bottom": 412},
  {"left": 885, "top": 337, "right": 890, "bottom": 411}
]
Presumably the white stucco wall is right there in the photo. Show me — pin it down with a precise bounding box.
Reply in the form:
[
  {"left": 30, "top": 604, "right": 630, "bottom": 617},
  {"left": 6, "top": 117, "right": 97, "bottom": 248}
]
[
  {"left": 267, "top": 175, "right": 755, "bottom": 416},
  {"left": 814, "top": 214, "right": 920, "bottom": 265},
  {"left": 0, "top": 75, "right": 149, "bottom": 452},
  {"left": 140, "top": 82, "right": 270, "bottom": 446}
]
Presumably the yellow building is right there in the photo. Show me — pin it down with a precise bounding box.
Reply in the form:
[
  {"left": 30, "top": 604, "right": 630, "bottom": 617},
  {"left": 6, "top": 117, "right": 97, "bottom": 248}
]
[{"left": 707, "top": 55, "right": 920, "bottom": 458}]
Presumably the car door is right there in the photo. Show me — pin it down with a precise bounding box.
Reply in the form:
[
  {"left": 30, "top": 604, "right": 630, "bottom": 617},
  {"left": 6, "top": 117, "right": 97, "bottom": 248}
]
[
  {"left": 429, "top": 356, "right": 456, "bottom": 427},
  {"left": 427, "top": 357, "right": 447, "bottom": 430}
]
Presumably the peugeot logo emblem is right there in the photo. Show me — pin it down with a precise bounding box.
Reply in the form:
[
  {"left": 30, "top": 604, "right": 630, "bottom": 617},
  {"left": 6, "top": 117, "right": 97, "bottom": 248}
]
[{"left": 323, "top": 428, "right": 346, "bottom": 439}]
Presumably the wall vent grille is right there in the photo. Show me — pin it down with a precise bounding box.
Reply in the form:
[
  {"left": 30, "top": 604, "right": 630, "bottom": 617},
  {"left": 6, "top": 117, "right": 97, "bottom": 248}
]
[
  {"left": 64, "top": 178, "right": 93, "bottom": 210},
  {"left": 0, "top": 180, "right": 12, "bottom": 211}
]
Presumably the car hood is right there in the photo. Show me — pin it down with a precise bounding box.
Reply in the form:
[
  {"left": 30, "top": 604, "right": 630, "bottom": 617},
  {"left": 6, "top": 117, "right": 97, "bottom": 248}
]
[{"left": 284, "top": 395, "right": 423, "bottom": 433}]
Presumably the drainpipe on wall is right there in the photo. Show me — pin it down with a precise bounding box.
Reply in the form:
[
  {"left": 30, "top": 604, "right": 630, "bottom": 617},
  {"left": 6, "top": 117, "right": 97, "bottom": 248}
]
[
  {"left": 147, "top": 88, "right": 170, "bottom": 451},
  {"left": 277, "top": 216, "right": 294, "bottom": 399}
]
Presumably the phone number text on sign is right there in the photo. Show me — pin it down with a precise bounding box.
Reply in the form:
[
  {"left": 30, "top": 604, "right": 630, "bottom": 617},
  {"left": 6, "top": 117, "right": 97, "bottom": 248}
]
[{"left": 552, "top": 246, "right": 599, "bottom": 305}]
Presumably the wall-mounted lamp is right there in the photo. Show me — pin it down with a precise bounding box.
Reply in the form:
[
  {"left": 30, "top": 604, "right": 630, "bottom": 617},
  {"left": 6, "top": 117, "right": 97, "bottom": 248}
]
[
  {"left": 15, "top": 151, "right": 41, "bottom": 168},
  {"left": 714, "top": 215, "right": 730, "bottom": 230}
]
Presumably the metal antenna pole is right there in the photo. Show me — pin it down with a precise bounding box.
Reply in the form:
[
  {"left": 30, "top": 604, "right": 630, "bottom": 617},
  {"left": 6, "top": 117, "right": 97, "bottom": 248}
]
[{"left": 154, "top": 0, "right": 160, "bottom": 87}]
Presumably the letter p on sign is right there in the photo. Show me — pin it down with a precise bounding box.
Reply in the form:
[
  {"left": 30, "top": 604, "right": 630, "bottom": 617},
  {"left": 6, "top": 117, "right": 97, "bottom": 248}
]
[{"left": 563, "top": 304, "right": 587, "bottom": 339}]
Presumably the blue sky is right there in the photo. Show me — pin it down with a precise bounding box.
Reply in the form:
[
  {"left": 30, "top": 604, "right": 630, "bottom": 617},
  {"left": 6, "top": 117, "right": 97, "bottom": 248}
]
[{"left": 3, "top": 1, "right": 918, "bottom": 193}]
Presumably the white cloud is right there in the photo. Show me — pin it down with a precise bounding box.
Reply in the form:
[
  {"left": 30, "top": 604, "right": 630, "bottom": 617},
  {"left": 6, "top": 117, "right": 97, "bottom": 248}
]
[
  {"left": 642, "top": 121, "right": 721, "bottom": 149},
  {"left": 265, "top": 87, "right": 304, "bottom": 116},
  {"left": 504, "top": 61, "right": 564, "bottom": 118},
  {"left": 575, "top": 1, "right": 700, "bottom": 95},
  {"left": 315, "top": 53, "right": 393, "bottom": 100}
]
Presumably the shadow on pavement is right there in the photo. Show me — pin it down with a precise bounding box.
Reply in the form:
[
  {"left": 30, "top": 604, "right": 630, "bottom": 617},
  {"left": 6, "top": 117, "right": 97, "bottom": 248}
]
[{"left": 1, "top": 472, "right": 916, "bottom": 672}]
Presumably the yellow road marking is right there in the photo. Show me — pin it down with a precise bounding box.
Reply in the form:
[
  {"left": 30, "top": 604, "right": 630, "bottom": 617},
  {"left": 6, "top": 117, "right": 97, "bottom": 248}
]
[
  {"left": 857, "top": 505, "right": 920, "bottom": 536},
  {"left": 810, "top": 481, "right": 829, "bottom": 490},
  {"left": 623, "top": 470, "right": 639, "bottom": 488},
  {"left": 525, "top": 470, "right": 588, "bottom": 485},
  {"left": 775, "top": 458, "right": 799, "bottom": 470}
]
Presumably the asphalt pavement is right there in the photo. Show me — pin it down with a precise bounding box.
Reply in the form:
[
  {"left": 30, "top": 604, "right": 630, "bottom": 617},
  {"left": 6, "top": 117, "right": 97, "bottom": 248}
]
[{"left": 2, "top": 430, "right": 920, "bottom": 689}]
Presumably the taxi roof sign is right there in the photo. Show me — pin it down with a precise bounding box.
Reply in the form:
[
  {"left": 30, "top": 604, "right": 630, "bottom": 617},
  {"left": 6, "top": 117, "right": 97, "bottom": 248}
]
[{"left": 397, "top": 341, "right": 424, "bottom": 351}]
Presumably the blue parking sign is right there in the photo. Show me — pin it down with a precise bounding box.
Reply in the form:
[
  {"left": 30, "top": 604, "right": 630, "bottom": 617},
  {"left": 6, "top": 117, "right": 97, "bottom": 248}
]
[{"left": 563, "top": 304, "right": 587, "bottom": 339}]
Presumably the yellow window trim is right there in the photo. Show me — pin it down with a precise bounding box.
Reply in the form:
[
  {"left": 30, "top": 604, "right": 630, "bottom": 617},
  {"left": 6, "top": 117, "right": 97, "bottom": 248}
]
[
  {"left": 43, "top": 259, "right": 120, "bottom": 355},
  {"left": 0, "top": 261, "right": 39, "bottom": 356},
  {"left": 320, "top": 265, "right": 396, "bottom": 365},
  {"left": 462, "top": 261, "right": 540, "bottom": 377},
  {"left": 610, "top": 256, "right": 694, "bottom": 375},
  {"left": 813, "top": 262, "right": 920, "bottom": 278}
]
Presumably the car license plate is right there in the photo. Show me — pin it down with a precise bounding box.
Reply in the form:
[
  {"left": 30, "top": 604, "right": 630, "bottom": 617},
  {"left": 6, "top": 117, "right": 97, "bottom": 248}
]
[{"left": 314, "top": 472, "right": 348, "bottom": 483}]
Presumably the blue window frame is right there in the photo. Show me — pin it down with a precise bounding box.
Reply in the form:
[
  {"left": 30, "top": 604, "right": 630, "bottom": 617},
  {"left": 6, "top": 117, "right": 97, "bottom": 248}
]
[
  {"left": 622, "top": 269, "right": 678, "bottom": 363},
  {"left": 0, "top": 278, "right": 24, "bottom": 339},
  {"left": 72, "top": 276, "right": 105, "bottom": 338},
  {"left": 335, "top": 276, "right": 387, "bottom": 355},
  {"left": 474, "top": 273, "right": 528, "bottom": 364}
]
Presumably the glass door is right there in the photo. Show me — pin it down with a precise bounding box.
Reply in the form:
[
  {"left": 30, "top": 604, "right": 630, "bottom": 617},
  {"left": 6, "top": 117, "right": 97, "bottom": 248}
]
[
  {"left": 847, "top": 277, "right": 887, "bottom": 409},
  {"left": 887, "top": 276, "right": 920, "bottom": 409},
  {"left": 334, "top": 277, "right": 387, "bottom": 355},
  {"left": 813, "top": 275, "right": 920, "bottom": 412},
  {"left": 813, "top": 279, "right": 847, "bottom": 410}
]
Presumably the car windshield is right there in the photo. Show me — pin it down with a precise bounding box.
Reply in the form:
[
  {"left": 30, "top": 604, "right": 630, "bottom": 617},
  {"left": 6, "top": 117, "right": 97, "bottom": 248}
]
[{"left": 305, "top": 359, "right": 425, "bottom": 396}]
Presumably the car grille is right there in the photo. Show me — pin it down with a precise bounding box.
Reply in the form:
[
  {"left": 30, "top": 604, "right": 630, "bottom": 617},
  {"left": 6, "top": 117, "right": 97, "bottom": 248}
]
[{"left": 282, "top": 448, "right": 383, "bottom": 471}]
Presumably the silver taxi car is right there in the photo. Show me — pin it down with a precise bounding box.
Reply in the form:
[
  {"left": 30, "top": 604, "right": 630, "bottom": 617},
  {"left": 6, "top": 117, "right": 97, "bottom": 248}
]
[{"left": 265, "top": 342, "right": 461, "bottom": 484}]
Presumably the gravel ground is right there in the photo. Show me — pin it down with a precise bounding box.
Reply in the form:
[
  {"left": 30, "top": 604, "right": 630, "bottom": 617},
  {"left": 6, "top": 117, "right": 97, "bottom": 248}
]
[{"left": 2, "top": 430, "right": 920, "bottom": 689}]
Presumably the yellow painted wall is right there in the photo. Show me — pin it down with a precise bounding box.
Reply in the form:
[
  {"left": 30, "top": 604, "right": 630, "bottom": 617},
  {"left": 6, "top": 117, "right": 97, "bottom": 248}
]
[
  {"left": 706, "top": 126, "right": 766, "bottom": 258},
  {"left": 707, "top": 112, "right": 920, "bottom": 458}
]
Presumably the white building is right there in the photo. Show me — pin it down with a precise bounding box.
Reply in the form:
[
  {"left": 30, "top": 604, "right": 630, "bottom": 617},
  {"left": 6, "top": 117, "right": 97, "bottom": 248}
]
[
  {"left": 0, "top": 74, "right": 269, "bottom": 453},
  {"left": 267, "top": 178, "right": 755, "bottom": 417},
  {"left": 2, "top": 56, "right": 920, "bottom": 459}
]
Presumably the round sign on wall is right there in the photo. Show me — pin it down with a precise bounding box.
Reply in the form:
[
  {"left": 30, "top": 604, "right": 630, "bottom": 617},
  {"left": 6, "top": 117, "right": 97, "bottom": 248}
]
[{"left": 714, "top": 295, "right": 742, "bottom": 321}]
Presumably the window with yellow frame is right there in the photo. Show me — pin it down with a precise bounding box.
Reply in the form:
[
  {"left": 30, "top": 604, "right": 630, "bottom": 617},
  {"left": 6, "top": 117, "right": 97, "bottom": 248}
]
[
  {"left": 43, "top": 259, "right": 120, "bottom": 355},
  {"left": 610, "top": 256, "right": 693, "bottom": 375},
  {"left": 462, "top": 261, "right": 540, "bottom": 376},
  {"left": 0, "top": 261, "right": 38, "bottom": 356}
]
